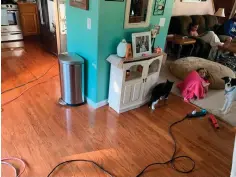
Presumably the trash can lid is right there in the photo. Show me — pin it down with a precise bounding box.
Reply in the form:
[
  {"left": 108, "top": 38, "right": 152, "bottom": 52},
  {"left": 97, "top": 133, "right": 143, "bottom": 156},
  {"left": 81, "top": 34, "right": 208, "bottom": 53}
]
[{"left": 59, "top": 53, "right": 84, "bottom": 65}]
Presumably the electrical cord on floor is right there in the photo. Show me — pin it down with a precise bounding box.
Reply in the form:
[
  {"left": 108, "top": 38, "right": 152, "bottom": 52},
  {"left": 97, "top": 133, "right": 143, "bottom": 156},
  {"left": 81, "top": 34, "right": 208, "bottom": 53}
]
[
  {"left": 1, "top": 157, "right": 26, "bottom": 177},
  {"left": 47, "top": 159, "right": 114, "bottom": 177},
  {"left": 1, "top": 62, "right": 57, "bottom": 94},
  {"left": 47, "top": 116, "right": 196, "bottom": 177},
  {"left": 136, "top": 116, "right": 195, "bottom": 177},
  {"left": 1, "top": 162, "right": 17, "bottom": 177},
  {"left": 1, "top": 75, "right": 58, "bottom": 107}
]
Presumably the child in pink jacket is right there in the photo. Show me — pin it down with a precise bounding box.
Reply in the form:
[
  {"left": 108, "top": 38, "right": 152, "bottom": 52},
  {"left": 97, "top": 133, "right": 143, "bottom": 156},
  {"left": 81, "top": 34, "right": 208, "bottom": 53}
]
[{"left": 177, "top": 68, "right": 210, "bottom": 102}]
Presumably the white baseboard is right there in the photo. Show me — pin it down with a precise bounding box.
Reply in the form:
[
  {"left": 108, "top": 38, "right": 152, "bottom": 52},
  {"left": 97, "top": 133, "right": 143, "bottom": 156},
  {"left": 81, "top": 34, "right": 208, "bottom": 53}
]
[{"left": 86, "top": 98, "right": 108, "bottom": 109}]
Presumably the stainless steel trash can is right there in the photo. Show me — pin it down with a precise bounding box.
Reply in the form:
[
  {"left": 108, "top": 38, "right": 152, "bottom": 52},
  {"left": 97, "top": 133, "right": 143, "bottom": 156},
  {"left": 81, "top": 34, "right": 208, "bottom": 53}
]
[{"left": 58, "top": 53, "right": 84, "bottom": 106}]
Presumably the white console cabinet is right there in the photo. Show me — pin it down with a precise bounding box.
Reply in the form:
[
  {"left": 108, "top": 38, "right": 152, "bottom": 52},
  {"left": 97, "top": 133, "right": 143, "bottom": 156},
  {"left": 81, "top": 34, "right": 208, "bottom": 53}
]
[{"left": 107, "top": 54, "right": 163, "bottom": 113}]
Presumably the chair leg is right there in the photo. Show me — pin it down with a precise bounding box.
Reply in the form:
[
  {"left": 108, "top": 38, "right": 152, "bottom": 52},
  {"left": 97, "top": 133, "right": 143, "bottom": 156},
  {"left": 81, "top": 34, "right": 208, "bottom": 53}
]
[
  {"left": 190, "top": 44, "right": 194, "bottom": 56},
  {"left": 177, "top": 45, "right": 182, "bottom": 59}
]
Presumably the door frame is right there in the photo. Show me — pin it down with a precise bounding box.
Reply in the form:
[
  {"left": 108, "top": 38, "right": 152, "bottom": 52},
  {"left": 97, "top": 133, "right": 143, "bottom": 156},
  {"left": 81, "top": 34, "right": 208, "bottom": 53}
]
[
  {"left": 54, "top": 0, "right": 61, "bottom": 55},
  {"left": 36, "top": 0, "right": 60, "bottom": 55},
  {"left": 230, "top": 0, "right": 236, "bottom": 18}
]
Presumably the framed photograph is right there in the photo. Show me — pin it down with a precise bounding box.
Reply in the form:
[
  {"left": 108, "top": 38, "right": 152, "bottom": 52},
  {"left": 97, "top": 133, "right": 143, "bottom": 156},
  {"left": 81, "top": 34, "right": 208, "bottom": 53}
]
[
  {"left": 70, "top": 0, "right": 89, "bottom": 10},
  {"left": 132, "top": 32, "right": 152, "bottom": 58},
  {"left": 153, "top": 0, "right": 167, "bottom": 16}
]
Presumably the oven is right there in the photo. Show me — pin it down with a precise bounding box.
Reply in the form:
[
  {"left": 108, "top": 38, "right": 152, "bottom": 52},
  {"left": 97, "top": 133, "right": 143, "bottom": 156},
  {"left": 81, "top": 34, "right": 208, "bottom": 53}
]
[{"left": 1, "top": 4, "right": 23, "bottom": 42}]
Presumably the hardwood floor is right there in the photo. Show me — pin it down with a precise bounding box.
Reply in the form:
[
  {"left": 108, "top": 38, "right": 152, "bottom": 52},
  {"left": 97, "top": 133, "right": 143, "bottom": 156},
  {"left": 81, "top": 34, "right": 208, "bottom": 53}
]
[
  {"left": 1, "top": 37, "right": 58, "bottom": 94},
  {"left": 1, "top": 39, "right": 235, "bottom": 177}
]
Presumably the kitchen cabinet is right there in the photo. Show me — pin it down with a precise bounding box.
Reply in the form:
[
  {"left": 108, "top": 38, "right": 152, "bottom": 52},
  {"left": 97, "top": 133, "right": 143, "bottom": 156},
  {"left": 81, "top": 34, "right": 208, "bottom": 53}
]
[
  {"left": 107, "top": 54, "right": 163, "bottom": 113},
  {"left": 18, "top": 2, "right": 40, "bottom": 36}
]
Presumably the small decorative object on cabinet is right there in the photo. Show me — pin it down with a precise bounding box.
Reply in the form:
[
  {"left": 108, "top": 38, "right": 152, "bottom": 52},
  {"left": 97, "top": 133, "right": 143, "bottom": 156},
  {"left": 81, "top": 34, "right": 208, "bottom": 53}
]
[
  {"left": 153, "top": 0, "right": 166, "bottom": 15},
  {"left": 154, "top": 47, "right": 162, "bottom": 54},
  {"left": 125, "top": 43, "right": 133, "bottom": 59},
  {"left": 107, "top": 53, "right": 163, "bottom": 113},
  {"left": 70, "top": 0, "right": 88, "bottom": 10},
  {"left": 132, "top": 31, "right": 152, "bottom": 58},
  {"left": 18, "top": 2, "right": 40, "bottom": 36},
  {"left": 117, "top": 39, "right": 127, "bottom": 58}
]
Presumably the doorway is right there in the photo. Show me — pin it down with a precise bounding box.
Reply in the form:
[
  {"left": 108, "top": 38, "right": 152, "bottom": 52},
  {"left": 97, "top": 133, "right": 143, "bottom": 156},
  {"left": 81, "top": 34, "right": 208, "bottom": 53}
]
[
  {"left": 37, "top": 0, "right": 67, "bottom": 55},
  {"left": 1, "top": 0, "right": 67, "bottom": 97}
]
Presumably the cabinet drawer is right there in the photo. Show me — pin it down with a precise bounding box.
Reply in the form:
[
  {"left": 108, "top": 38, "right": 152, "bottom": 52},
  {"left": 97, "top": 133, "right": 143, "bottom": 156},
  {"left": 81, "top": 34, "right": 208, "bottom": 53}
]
[
  {"left": 20, "top": 12, "right": 39, "bottom": 36},
  {"left": 19, "top": 4, "right": 37, "bottom": 13}
]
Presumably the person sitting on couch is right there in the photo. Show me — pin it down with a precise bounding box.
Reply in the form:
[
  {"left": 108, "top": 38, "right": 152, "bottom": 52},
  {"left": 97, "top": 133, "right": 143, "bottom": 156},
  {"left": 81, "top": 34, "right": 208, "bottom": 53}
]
[
  {"left": 189, "top": 22, "right": 232, "bottom": 58},
  {"left": 219, "top": 13, "right": 236, "bottom": 43}
]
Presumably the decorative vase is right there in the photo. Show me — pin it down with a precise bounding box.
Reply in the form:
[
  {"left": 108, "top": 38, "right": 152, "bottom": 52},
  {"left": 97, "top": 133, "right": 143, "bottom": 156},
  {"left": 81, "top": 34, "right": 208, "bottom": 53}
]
[{"left": 117, "top": 39, "right": 127, "bottom": 58}]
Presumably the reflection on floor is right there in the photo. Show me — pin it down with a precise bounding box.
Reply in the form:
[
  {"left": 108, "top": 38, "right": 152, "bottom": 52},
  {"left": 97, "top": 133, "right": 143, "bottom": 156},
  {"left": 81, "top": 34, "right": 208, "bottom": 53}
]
[
  {"left": 1, "top": 40, "right": 235, "bottom": 177},
  {"left": 1, "top": 37, "right": 58, "bottom": 93}
]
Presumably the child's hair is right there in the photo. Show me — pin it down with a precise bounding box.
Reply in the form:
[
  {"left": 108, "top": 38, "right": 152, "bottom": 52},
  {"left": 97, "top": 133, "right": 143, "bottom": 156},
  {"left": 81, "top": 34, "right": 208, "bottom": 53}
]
[
  {"left": 189, "top": 22, "right": 199, "bottom": 33},
  {"left": 196, "top": 68, "right": 210, "bottom": 80}
]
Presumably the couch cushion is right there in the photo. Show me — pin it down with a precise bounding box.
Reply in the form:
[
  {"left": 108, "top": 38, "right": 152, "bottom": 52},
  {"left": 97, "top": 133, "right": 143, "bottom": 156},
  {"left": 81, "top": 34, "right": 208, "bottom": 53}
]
[
  {"left": 204, "top": 15, "right": 218, "bottom": 31},
  {"left": 169, "top": 57, "right": 235, "bottom": 89},
  {"left": 191, "top": 15, "right": 206, "bottom": 34},
  {"left": 173, "top": 16, "right": 192, "bottom": 36}
]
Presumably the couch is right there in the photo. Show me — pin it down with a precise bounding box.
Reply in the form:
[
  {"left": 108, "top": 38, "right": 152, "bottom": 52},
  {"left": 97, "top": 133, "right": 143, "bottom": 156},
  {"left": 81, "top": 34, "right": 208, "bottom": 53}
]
[{"left": 168, "top": 15, "right": 221, "bottom": 59}]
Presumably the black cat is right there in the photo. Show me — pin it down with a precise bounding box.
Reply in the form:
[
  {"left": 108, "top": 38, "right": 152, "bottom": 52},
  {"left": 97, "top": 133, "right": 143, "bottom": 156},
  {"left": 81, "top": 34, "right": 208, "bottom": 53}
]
[{"left": 148, "top": 80, "right": 174, "bottom": 110}]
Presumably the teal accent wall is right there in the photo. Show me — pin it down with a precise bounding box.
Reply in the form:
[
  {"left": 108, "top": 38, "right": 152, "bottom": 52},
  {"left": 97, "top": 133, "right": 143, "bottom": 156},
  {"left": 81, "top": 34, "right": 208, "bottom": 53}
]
[
  {"left": 66, "top": 0, "right": 99, "bottom": 102},
  {"left": 66, "top": 0, "right": 174, "bottom": 104},
  {"left": 97, "top": 0, "right": 174, "bottom": 102}
]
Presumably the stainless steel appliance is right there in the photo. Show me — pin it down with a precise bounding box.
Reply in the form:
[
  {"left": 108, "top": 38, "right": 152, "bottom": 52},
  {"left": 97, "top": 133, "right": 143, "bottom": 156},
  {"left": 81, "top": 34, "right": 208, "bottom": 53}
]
[
  {"left": 58, "top": 53, "right": 84, "bottom": 106},
  {"left": 1, "top": 4, "right": 23, "bottom": 42}
]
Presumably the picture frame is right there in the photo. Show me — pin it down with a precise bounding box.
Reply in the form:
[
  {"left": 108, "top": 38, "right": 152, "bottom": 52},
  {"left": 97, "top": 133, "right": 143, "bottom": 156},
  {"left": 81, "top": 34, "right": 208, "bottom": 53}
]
[
  {"left": 153, "top": 0, "right": 166, "bottom": 16},
  {"left": 132, "top": 32, "right": 152, "bottom": 58},
  {"left": 70, "top": 0, "right": 89, "bottom": 10}
]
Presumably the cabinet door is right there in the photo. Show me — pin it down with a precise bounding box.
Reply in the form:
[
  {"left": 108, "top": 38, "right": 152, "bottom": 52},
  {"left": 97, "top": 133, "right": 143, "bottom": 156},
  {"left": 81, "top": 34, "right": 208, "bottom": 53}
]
[
  {"left": 122, "top": 80, "right": 143, "bottom": 105},
  {"left": 143, "top": 75, "right": 155, "bottom": 100},
  {"left": 132, "top": 82, "right": 142, "bottom": 102},
  {"left": 142, "top": 57, "right": 162, "bottom": 101},
  {"left": 123, "top": 84, "right": 132, "bottom": 105},
  {"left": 122, "top": 62, "right": 146, "bottom": 107},
  {"left": 21, "top": 13, "right": 38, "bottom": 36},
  {"left": 148, "top": 57, "right": 162, "bottom": 76}
]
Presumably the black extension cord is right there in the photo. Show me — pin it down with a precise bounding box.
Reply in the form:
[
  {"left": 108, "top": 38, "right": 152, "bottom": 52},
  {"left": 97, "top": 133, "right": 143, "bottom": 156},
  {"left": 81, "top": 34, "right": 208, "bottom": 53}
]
[
  {"left": 47, "top": 159, "right": 114, "bottom": 177},
  {"left": 47, "top": 116, "right": 195, "bottom": 177}
]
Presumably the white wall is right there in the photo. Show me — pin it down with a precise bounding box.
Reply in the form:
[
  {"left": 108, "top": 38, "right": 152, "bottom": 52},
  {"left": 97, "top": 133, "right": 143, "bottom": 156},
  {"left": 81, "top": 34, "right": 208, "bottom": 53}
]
[{"left": 172, "top": 0, "right": 215, "bottom": 16}]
